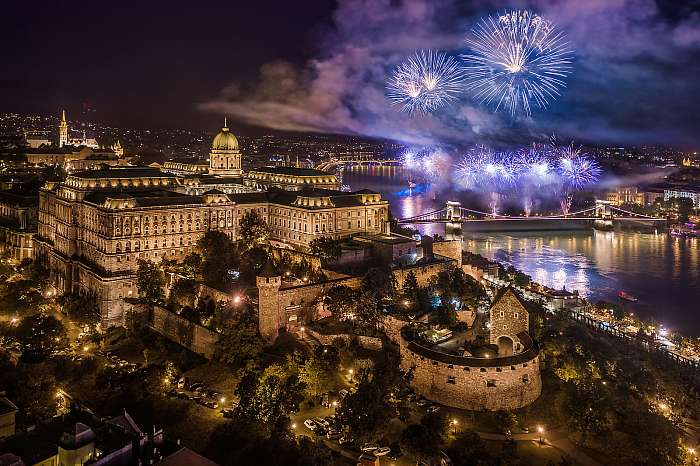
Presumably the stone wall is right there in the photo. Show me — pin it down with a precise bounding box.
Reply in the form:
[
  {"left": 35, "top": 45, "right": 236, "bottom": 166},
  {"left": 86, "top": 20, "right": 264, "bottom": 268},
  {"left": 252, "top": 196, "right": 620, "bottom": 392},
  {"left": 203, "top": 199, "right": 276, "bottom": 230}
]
[
  {"left": 393, "top": 257, "right": 455, "bottom": 289},
  {"left": 305, "top": 328, "right": 383, "bottom": 351},
  {"left": 270, "top": 247, "right": 322, "bottom": 269},
  {"left": 432, "top": 239, "right": 463, "bottom": 267},
  {"left": 258, "top": 274, "right": 363, "bottom": 342},
  {"left": 399, "top": 335, "right": 542, "bottom": 411},
  {"left": 148, "top": 305, "right": 219, "bottom": 359}
]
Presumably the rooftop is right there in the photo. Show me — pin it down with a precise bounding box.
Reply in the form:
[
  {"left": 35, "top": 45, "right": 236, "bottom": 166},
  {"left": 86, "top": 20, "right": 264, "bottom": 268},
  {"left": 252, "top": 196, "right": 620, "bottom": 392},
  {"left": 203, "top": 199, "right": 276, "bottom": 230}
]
[
  {"left": 248, "top": 166, "right": 334, "bottom": 177},
  {"left": 157, "top": 447, "right": 219, "bottom": 466},
  {"left": 70, "top": 167, "right": 177, "bottom": 179}
]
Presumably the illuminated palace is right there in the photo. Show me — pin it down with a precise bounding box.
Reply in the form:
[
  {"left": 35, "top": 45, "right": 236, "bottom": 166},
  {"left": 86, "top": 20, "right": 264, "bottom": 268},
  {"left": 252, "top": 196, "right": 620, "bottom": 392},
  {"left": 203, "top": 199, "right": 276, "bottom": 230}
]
[{"left": 34, "top": 123, "right": 389, "bottom": 327}]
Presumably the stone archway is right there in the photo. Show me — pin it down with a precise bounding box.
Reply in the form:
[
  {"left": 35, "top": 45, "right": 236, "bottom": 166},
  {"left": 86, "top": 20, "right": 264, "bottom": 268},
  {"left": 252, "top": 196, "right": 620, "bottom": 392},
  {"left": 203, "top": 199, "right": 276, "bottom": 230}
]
[{"left": 496, "top": 335, "right": 514, "bottom": 356}]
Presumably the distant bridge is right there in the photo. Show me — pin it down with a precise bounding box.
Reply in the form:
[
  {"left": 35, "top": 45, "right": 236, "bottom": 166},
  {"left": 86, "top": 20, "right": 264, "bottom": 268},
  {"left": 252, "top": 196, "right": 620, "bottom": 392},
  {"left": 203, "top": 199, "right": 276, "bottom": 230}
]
[
  {"left": 316, "top": 154, "right": 402, "bottom": 171},
  {"left": 398, "top": 200, "right": 666, "bottom": 232}
]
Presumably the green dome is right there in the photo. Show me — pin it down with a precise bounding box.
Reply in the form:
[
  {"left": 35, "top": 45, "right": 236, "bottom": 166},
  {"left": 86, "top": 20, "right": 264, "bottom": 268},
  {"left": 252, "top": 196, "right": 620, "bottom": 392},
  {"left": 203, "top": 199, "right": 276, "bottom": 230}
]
[{"left": 212, "top": 125, "right": 239, "bottom": 151}]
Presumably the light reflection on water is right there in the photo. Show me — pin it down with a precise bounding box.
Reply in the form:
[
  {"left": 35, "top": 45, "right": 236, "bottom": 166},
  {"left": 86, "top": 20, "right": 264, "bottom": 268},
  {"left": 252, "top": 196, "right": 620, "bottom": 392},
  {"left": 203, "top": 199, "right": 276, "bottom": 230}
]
[{"left": 345, "top": 166, "right": 700, "bottom": 335}]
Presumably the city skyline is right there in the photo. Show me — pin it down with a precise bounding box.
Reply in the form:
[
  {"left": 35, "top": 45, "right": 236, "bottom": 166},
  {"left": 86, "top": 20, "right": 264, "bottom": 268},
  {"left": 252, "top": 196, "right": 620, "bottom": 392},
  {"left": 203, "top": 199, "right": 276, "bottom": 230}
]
[{"left": 1, "top": 1, "right": 699, "bottom": 149}]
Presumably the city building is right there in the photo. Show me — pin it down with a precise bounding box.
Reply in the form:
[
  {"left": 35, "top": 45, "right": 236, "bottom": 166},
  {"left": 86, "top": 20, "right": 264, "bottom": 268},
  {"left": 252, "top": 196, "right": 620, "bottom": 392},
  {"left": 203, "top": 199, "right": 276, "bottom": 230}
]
[
  {"left": 664, "top": 186, "right": 700, "bottom": 207},
  {"left": 606, "top": 187, "right": 644, "bottom": 206},
  {"left": 208, "top": 118, "right": 243, "bottom": 176},
  {"left": 0, "top": 394, "right": 18, "bottom": 440},
  {"left": 33, "top": 165, "right": 388, "bottom": 326},
  {"left": 58, "top": 110, "right": 98, "bottom": 149},
  {"left": 0, "top": 189, "right": 37, "bottom": 260},
  {"left": 245, "top": 166, "right": 340, "bottom": 191}
]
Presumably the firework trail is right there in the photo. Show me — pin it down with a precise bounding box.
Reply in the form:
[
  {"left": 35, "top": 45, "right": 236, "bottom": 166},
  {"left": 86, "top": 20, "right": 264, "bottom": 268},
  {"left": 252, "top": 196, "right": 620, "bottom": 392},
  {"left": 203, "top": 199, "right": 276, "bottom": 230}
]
[
  {"left": 462, "top": 10, "right": 574, "bottom": 117},
  {"left": 387, "top": 50, "right": 466, "bottom": 115}
]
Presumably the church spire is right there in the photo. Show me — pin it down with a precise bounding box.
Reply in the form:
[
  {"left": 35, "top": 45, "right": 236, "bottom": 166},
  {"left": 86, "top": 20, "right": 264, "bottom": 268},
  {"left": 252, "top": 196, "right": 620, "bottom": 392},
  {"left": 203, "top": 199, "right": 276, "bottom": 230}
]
[
  {"left": 223, "top": 116, "right": 228, "bottom": 130},
  {"left": 58, "top": 109, "right": 68, "bottom": 148}
]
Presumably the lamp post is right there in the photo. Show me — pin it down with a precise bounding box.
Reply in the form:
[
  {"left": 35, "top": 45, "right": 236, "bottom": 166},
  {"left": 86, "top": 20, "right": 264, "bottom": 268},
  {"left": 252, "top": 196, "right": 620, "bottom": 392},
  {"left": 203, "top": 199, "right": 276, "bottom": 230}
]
[
  {"left": 537, "top": 425, "right": 544, "bottom": 444},
  {"left": 452, "top": 419, "right": 458, "bottom": 434},
  {"left": 300, "top": 326, "right": 305, "bottom": 341},
  {"left": 348, "top": 368, "right": 354, "bottom": 383}
]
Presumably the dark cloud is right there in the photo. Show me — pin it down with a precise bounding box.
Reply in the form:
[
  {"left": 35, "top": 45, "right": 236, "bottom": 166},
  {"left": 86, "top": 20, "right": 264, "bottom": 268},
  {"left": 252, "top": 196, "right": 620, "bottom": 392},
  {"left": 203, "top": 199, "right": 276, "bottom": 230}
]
[{"left": 200, "top": 0, "right": 700, "bottom": 148}]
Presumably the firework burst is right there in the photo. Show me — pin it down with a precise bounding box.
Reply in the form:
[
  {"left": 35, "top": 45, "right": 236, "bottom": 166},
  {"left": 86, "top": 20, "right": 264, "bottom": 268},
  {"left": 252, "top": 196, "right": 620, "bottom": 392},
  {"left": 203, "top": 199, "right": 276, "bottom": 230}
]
[
  {"left": 387, "top": 50, "right": 466, "bottom": 115},
  {"left": 556, "top": 145, "right": 601, "bottom": 189},
  {"left": 462, "top": 10, "right": 574, "bottom": 117}
]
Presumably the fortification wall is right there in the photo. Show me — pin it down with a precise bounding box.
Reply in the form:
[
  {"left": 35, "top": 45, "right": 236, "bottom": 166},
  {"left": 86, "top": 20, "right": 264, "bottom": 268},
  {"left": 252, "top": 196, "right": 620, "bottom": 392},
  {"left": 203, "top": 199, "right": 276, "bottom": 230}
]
[
  {"left": 305, "top": 328, "right": 383, "bottom": 351},
  {"left": 393, "top": 258, "right": 455, "bottom": 289},
  {"left": 399, "top": 335, "right": 541, "bottom": 411},
  {"left": 148, "top": 305, "right": 219, "bottom": 359},
  {"left": 432, "top": 239, "right": 463, "bottom": 267}
]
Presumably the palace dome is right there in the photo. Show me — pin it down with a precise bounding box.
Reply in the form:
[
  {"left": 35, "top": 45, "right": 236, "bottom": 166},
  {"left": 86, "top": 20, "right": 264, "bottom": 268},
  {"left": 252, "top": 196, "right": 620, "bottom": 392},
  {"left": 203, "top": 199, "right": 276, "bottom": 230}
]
[{"left": 212, "top": 120, "right": 239, "bottom": 151}]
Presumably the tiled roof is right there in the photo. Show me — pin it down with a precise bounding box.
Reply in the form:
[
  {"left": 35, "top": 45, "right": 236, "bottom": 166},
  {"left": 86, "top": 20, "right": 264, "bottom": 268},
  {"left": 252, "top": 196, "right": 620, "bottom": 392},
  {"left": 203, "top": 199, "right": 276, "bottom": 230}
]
[{"left": 249, "top": 166, "right": 333, "bottom": 177}]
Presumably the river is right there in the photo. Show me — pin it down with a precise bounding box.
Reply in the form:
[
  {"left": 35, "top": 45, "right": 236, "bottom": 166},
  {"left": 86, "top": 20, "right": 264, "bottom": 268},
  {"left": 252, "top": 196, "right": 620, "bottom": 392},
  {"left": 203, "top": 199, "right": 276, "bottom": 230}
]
[{"left": 343, "top": 166, "right": 700, "bottom": 336}]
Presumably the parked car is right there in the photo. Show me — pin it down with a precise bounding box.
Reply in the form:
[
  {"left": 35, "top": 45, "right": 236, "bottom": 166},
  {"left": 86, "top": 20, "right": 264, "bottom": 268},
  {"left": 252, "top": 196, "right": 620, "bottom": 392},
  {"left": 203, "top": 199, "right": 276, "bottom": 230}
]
[
  {"left": 426, "top": 405, "right": 440, "bottom": 413},
  {"left": 374, "top": 447, "right": 391, "bottom": 457},
  {"left": 176, "top": 392, "right": 190, "bottom": 400},
  {"left": 326, "top": 430, "right": 342, "bottom": 440},
  {"left": 221, "top": 408, "right": 235, "bottom": 418},
  {"left": 314, "top": 417, "right": 330, "bottom": 428},
  {"left": 338, "top": 389, "right": 349, "bottom": 400},
  {"left": 360, "top": 444, "right": 379, "bottom": 453},
  {"left": 304, "top": 419, "right": 319, "bottom": 432},
  {"left": 338, "top": 436, "right": 354, "bottom": 446},
  {"left": 416, "top": 398, "right": 430, "bottom": 406}
]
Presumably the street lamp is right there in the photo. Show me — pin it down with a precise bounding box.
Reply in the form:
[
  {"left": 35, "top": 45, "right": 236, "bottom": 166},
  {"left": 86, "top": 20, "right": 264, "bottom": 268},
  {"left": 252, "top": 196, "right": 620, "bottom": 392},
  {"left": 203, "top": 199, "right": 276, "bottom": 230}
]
[
  {"left": 452, "top": 418, "right": 458, "bottom": 434},
  {"left": 233, "top": 295, "right": 241, "bottom": 304},
  {"left": 537, "top": 425, "right": 544, "bottom": 444},
  {"left": 348, "top": 368, "right": 354, "bottom": 382},
  {"left": 300, "top": 326, "right": 305, "bottom": 341},
  {"left": 220, "top": 397, "right": 226, "bottom": 404},
  {"left": 291, "top": 422, "right": 297, "bottom": 429}
]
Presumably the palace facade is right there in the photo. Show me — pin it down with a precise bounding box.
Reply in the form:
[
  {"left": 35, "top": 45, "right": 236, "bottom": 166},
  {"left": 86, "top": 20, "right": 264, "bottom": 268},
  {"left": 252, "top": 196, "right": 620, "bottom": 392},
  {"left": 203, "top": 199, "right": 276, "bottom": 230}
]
[{"left": 32, "top": 123, "right": 386, "bottom": 326}]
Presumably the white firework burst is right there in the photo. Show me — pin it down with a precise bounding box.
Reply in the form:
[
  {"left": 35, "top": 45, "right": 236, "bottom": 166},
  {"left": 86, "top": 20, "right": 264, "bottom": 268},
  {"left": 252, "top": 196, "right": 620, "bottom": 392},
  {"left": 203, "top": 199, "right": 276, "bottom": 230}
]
[
  {"left": 462, "top": 10, "right": 574, "bottom": 117},
  {"left": 387, "top": 50, "right": 466, "bottom": 115}
]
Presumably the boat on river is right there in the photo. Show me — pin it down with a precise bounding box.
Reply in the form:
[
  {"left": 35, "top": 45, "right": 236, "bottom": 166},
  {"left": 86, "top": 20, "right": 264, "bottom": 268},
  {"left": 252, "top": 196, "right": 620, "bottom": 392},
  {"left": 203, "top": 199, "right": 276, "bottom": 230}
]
[{"left": 618, "top": 291, "right": 638, "bottom": 302}]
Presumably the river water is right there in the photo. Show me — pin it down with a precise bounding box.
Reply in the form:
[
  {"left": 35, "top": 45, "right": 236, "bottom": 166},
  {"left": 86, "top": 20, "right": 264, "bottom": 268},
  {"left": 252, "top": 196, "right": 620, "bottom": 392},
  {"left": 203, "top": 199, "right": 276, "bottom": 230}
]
[{"left": 343, "top": 166, "right": 700, "bottom": 336}]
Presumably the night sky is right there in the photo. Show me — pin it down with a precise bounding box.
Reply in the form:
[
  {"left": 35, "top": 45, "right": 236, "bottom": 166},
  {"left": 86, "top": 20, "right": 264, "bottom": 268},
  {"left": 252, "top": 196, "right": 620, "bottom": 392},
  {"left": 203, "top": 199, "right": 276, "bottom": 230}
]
[{"left": 2, "top": 0, "right": 699, "bottom": 148}]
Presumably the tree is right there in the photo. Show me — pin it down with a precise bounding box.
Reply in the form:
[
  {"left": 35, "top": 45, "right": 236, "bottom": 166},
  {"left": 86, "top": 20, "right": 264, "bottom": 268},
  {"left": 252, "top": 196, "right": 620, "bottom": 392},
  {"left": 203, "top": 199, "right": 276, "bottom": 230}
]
[
  {"left": 298, "top": 349, "right": 340, "bottom": 398},
  {"left": 309, "top": 236, "right": 342, "bottom": 263},
  {"left": 298, "top": 356, "right": 329, "bottom": 398},
  {"left": 15, "top": 313, "right": 67, "bottom": 359},
  {"left": 402, "top": 271, "right": 420, "bottom": 301},
  {"left": 400, "top": 423, "right": 440, "bottom": 465},
  {"left": 197, "top": 231, "right": 238, "bottom": 289},
  {"left": 445, "top": 430, "right": 493, "bottom": 466},
  {"left": 60, "top": 291, "right": 100, "bottom": 328},
  {"left": 361, "top": 266, "right": 396, "bottom": 301},
  {"left": 136, "top": 259, "right": 165, "bottom": 302},
  {"left": 324, "top": 285, "right": 356, "bottom": 320},
  {"left": 666, "top": 196, "right": 694, "bottom": 222},
  {"left": 336, "top": 372, "right": 393, "bottom": 442},
  {"left": 239, "top": 211, "right": 270, "bottom": 250},
  {"left": 354, "top": 291, "right": 383, "bottom": 332},
  {"left": 168, "top": 278, "right": 198, "bottom": 309},
  {"left": 235, "top": 364, "right": 305, "bottom": 433},
  {"left": 215, "top": 316, "right": 263, "bottom": 369}
]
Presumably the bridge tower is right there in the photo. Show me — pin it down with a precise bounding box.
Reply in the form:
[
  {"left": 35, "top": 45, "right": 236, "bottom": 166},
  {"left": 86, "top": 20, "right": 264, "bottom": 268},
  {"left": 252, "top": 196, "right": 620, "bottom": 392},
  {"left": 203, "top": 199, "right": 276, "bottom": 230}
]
[
  {"left": 445, "top": 201, "right": 463, "bottom": 240},
  {"left": 594, "top": 200, "right": 614, "bottom": 231}
]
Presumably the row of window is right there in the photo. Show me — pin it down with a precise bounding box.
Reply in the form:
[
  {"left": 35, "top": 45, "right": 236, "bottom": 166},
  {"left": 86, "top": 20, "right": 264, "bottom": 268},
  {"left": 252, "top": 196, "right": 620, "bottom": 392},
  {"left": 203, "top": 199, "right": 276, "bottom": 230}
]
[{"left": 445, "top": 375, "right": 529, "bottom": 386}]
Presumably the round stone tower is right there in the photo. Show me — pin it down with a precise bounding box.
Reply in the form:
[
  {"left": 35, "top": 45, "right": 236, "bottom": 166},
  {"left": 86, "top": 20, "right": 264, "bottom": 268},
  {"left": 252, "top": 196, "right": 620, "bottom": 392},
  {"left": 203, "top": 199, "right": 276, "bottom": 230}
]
[{"left": 256, "top": 261, "right": 281, "bottom": 343}]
